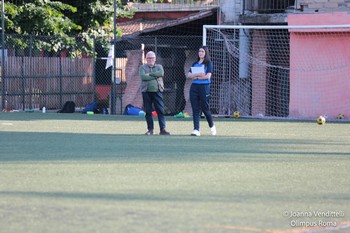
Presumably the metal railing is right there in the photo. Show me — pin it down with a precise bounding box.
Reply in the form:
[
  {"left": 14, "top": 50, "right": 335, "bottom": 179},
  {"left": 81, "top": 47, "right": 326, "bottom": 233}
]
[
  {"left": 127, "top": 0, "right": 219, "bottom": 11},
  {"left": 243, "top": 0, "right": 296, "bottom": 13}
]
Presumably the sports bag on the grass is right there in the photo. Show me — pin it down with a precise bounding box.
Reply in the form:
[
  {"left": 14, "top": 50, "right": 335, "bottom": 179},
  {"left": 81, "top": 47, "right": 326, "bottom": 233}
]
[{"left": 58, "top": 101, "right": 75, "bottom": 113}]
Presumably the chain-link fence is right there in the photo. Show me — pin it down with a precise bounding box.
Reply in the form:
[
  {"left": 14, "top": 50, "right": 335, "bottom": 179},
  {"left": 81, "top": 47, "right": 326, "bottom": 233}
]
[
  {"left": 107, "top": 35, "right": 203, "bottom": 115},
  {"left": 1, "top": 33, "right": 205, "bottom": 115}
]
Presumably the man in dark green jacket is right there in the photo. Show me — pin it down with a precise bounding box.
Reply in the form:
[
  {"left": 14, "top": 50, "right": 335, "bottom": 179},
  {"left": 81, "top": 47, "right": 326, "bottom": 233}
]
[{"left": 139, "top": 51, "right": 170, "bottom": 135}]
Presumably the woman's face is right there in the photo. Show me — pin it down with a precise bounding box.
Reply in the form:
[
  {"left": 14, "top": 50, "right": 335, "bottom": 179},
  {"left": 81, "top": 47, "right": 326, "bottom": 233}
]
[{"left": 198, "top": 48, "right": 206, "bottom": 59}]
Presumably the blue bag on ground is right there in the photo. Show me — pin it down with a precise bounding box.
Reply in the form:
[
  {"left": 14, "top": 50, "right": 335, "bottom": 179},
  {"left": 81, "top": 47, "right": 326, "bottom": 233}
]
[
  {"left": 82, "top": 101, "right": 97, "bottom": 114},
  {"left": 124, "top": 104, "right": 142, "bottom": 116}
]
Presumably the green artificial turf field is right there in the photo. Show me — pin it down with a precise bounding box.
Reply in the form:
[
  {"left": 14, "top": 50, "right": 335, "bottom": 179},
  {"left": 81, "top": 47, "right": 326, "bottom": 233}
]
[{"left": 0, "top": 112, "right": 349, "bottom": 233}]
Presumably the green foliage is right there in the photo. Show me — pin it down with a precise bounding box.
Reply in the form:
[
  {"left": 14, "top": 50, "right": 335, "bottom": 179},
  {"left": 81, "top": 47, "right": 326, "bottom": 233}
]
[
  {"left": 3, "top": 3, "right": 20, "bottom": 33},
  {"left": 2, "top": 0, "right": 134, "bottom": 58},
  {"left": 5, "top": 1, "right": 80, "bottom": 35}
]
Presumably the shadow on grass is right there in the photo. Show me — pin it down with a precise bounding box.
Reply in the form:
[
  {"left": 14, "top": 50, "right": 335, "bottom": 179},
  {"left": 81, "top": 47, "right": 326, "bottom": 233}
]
[
  {"left": 0, "top": 131, "right": 349, "bottom": 162},
  {"left": 1, "top": 191, "right": 349, "bottom": 202}
]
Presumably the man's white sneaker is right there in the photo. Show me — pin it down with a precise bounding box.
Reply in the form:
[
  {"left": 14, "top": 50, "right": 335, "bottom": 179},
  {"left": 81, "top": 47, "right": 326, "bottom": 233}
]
[
  {"left": 210, "top": 125, "right": 217, "bottom": 136},
  {"left": 191, "top": 130, "right": 201, "bottom": 136}
]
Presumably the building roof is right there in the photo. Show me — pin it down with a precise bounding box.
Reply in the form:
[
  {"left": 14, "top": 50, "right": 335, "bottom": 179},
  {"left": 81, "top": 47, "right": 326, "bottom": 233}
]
[{"left": 117, "top": 9, "right": 215, "bottom": 38}]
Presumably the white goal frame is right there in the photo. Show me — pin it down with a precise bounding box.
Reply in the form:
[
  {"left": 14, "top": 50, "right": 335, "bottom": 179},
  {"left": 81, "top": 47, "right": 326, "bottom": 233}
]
[{"left": 202, "top": 24, "right": 350, "bottom": 120}]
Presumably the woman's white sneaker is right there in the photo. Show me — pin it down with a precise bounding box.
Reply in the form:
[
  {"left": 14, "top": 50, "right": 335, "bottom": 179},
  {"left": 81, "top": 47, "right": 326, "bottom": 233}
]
[
  {"left": 210, "top": 125, "right": 216, "bottom": 136},
  {"left": 191, "top": 130, "right": 201, "bottom": 136}
]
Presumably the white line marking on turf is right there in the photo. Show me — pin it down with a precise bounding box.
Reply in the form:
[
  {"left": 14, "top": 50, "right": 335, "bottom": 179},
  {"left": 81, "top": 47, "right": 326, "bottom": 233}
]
[{"left": 1, "top": 123, "right": 14, "bottom": 126}]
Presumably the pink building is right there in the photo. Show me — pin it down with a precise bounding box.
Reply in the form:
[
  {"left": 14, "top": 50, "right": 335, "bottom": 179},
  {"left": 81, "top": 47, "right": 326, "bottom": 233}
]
[{"left": 288, "top": 13, "right": 350, "bottom": 119}]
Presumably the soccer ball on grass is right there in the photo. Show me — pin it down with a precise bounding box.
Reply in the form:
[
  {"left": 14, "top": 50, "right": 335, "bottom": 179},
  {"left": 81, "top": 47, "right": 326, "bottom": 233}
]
[
  {"left": 316, "top": 116, "right": 326, "bottom": 125},
  {"left": 233, "top": 111, "right": 241, "bottom": 118}
]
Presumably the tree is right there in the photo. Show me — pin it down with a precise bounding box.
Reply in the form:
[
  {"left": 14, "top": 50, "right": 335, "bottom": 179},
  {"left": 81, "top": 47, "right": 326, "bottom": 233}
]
[
  {"left": 59, "top": 0, "right": 134, "bottom": 52},
  {"left": 6, "top": 0, "right": 80, "bottom": 35},
  {"left": 2, "top": 0, "right": 134, "bottom": 57}
]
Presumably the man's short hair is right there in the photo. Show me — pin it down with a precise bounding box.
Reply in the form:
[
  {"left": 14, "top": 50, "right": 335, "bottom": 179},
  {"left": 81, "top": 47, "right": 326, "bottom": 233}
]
[{"left": 146, "top": 51, "right": 156, "bottom": 58}]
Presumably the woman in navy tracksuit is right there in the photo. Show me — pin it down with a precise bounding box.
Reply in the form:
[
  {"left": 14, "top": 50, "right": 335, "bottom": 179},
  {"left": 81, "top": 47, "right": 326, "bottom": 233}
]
[{"left": 187, "top": 46, "right": 216, "bottom": 136}]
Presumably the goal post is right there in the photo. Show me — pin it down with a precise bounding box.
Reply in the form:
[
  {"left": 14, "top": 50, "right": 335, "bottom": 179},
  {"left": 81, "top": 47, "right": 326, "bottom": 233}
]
[{"left": 203, "top": 24, "right": 350, "bottom": 120}]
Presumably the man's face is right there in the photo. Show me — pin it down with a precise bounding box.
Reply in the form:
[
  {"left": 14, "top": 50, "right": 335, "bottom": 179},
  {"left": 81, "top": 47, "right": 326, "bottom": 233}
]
[{"left": 146, "top": 55, "right": 156, "bottom": 67}]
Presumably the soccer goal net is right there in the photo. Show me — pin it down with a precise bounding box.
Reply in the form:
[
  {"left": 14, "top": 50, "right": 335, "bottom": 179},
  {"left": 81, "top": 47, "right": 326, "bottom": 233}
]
[{"left": 203, "top": 24, "right": 350, "bottom": 120}]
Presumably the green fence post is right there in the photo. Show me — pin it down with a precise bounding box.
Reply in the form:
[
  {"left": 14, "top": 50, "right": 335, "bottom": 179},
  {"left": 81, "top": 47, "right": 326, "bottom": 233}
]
[{"left": 59, "top": 56, "right": 62, "bottom": 108}]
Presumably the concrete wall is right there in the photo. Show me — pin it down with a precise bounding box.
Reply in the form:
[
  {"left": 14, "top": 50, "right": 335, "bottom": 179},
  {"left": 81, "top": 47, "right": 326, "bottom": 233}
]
[
  {"left": 223, "top": 0, "right": 350, "bottom": 25},
  {"left": 251, "top": 30, "right": 268, "bottom": 116},
  {"left": 220, "top": 0, "right": 241, "bottom": 24},
  {"left": 297, "top": 0, "right": 350, "bottom": 13},
  {"left": 288, "top": 13, "right": 350, "bottom": 119},
  {"left": 122, "top": 50, "right": 144, "bottom": 111}
]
